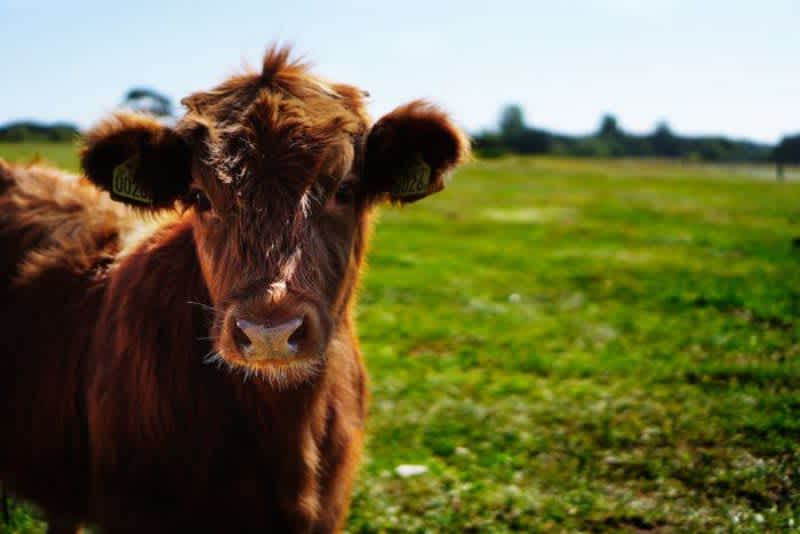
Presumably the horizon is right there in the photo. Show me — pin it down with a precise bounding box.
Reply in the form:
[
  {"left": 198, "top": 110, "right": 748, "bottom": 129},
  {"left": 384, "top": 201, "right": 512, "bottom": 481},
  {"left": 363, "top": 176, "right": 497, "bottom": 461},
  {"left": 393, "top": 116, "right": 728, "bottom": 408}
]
[
  {"left": 0, "top": 111, "right": 782, "bottom": 148},
  {"left": 2, "top": 0, "right": 798, "bottom": 144}
]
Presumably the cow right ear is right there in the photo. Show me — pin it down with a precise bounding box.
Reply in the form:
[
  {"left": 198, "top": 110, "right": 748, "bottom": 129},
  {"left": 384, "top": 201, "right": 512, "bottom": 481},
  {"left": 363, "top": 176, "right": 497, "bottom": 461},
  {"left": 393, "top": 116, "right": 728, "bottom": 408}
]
[
  {"left": 80, "top": 113, "right": 192, "bottom": 209},
  {"left": 363, "top": 101, "right": 470, "bottom": 204}
]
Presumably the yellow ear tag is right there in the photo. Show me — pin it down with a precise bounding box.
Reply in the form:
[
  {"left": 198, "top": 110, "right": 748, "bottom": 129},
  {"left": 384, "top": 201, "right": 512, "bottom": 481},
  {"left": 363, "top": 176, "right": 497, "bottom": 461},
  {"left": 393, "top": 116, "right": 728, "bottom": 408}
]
[
  {"left": 391, "top": 153, "right": 431, "bottom": 198},
  {"left": 111, "top": 154, "right": 153, "bottom": 205}
]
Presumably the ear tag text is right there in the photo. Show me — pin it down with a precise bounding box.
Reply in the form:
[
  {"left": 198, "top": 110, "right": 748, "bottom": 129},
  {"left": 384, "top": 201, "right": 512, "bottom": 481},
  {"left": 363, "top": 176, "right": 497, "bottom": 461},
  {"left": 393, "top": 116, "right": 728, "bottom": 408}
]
[
  {"left": 391, "top": 153, "right": 431, "bottom": 198},
  {"left": 111, "top": 154, "right": 153, "bottom": 205}
]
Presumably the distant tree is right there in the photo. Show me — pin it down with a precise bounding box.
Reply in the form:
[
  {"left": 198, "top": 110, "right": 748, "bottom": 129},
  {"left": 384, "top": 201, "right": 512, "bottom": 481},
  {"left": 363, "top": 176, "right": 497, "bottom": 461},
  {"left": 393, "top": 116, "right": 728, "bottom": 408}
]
[
  {"left": 774, "top": 134, "right": 800, "bottom": 181},
  {"left": 588, "top": 115, "right": 631, "bottom": 157},
  {"left": 499, "top": 105, "right": 526, "bottom": 138},
  {"left": 651, "top": 122, "right": 681, "bottom": 158},
  {"left": 598, "top": 114, "right": 621, "bottom": 138},
  {"left": 496, "top": 104, "right": 551, "bottom": 154},
  {"left": 122, "top": 87, "right": 173, "bottom": 117}
]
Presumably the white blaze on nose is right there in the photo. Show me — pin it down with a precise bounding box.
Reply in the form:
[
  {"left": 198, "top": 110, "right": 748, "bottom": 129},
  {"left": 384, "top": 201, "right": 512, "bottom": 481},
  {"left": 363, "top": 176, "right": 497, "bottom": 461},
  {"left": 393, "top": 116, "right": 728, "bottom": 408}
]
[
  {"left": 266, "top": 248, "right": 302, "bottom": 303},
  {"left": 268, "top": 281, "right": 287, "bottom": 302},
  {"left": 299, "top": 191, "right": 312, "bottom": 220},
  {"left": 282, "top": 248, "right": 302, "bottom": 278}
]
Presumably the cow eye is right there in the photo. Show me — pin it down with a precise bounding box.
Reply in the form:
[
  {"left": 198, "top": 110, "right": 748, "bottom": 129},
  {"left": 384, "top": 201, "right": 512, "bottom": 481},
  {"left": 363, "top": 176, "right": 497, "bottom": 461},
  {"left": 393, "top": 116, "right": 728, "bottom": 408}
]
[
  {"left": 188, "top": 189, "right": 212, "bottom": 213},
  {"left": 335, "top": 181, "right": 355, "bottom": 204}
]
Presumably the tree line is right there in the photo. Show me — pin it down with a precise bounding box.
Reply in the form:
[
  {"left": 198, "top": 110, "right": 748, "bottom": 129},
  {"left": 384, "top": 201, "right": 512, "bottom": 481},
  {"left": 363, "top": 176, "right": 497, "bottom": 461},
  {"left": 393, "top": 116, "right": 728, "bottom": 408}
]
[
  {"left": 0, "top": 121, "right": 80, "bottom": 142},
  {"left": 475, "top": 104, "right": 800, "bottom": 166},
  {"left": 3, "top": 97, "right": 799, "bottom": 169}
]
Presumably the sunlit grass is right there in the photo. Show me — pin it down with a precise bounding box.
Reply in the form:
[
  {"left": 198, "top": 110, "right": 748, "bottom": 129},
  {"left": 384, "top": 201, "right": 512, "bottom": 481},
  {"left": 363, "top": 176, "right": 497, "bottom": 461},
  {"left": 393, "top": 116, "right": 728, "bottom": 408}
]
[
  {"left": 0, "top": 142, "right": 81, "bottom": 172},
  {"left": 1, "top": 146, "right": 798, "bottom": 532}
]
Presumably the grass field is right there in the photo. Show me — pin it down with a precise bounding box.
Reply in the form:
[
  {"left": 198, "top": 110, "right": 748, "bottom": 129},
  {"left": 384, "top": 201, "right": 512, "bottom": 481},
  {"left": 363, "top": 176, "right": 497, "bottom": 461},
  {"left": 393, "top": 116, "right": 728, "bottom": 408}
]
[{"left": 1, "top": 143, "right": 799, "bottom": 533}]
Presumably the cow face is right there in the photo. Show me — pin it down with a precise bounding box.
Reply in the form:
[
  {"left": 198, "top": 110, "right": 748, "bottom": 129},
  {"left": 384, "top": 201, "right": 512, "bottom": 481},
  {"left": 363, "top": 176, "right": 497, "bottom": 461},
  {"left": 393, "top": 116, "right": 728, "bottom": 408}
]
[{"left": 81, "top": 48, "right": 468, "bottom": 385}]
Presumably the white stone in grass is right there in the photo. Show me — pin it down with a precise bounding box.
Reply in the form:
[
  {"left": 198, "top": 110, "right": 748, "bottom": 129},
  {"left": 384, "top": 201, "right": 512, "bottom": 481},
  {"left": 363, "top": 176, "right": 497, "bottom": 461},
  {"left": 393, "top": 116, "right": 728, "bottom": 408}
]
[{"left": 395, "top": 464, "right": 428, "bottom": 477}]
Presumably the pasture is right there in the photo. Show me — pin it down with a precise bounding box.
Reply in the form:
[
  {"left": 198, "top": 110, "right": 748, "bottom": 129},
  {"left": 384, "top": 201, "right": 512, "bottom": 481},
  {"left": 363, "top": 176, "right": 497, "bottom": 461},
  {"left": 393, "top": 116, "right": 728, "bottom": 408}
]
[{"left": 1, "top": 143, "right": 798, "bottom": 533}]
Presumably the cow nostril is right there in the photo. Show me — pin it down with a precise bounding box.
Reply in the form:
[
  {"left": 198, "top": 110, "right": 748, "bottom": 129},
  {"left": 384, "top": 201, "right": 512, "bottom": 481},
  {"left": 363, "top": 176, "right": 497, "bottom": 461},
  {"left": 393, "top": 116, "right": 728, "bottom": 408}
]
[
  {"left": 232, "top": 320, "right": 253, "bottom": 350},
  {"left": 287, "top": 318, "right": 306, "bottom": 351}
]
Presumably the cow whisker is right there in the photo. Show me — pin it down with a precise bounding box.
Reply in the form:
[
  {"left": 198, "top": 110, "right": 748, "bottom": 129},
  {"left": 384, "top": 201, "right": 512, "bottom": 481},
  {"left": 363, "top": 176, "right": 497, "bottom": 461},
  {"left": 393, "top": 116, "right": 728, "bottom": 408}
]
[
  {"left": 202, "top": 350, "right": 224, "bottom": 366},
  {"left": 187, "top": 301, "right": 220, "bottom": 314},
  {"left": 242, "top": 366, "right": 254, "bottom": 384}
]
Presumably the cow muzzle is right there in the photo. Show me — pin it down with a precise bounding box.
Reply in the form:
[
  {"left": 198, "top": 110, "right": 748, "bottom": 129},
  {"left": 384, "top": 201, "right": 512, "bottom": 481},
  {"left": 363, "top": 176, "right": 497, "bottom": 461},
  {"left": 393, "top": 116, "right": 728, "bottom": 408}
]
[
  {"left": 234, "top": 317, "right": 304, "bottom": 360},
  {"left": 219, "top": 298, "right": 329, "bottom": 365}
]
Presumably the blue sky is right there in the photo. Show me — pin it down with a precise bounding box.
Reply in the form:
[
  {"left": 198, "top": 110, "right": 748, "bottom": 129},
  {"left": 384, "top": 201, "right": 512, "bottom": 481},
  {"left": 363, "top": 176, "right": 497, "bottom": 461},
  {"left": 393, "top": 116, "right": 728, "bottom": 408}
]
[{"left": 2, "top": 0, "right": 798, "bottom": 143}]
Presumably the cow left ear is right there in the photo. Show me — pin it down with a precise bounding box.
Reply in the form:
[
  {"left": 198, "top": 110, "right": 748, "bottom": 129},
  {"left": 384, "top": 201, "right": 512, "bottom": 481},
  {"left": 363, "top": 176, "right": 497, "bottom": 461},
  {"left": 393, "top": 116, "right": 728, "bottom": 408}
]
[
  {"left": 363, "top": 101, "right": 470, "bottom": 203},
  {"left": 80, "top": 112, "right": 192, "bottom": 209}
]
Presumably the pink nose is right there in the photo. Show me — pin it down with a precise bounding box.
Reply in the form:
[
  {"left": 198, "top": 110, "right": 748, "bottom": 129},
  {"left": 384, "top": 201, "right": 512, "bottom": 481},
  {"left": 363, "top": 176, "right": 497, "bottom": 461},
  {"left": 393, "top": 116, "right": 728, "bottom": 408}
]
[{"left": 233, "top": 317, "right": 305, "bottom": 360}]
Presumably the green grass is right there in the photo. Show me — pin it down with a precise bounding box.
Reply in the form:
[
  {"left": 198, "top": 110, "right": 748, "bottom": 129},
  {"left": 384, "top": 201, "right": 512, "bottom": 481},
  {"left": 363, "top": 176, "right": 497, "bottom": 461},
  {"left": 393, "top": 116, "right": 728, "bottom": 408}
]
[
  {"left": 0, "top": 141, "right": 82, "bottom": 172},
  {"left": 2, "top": 145, "right": 799, "bottom": 533}
]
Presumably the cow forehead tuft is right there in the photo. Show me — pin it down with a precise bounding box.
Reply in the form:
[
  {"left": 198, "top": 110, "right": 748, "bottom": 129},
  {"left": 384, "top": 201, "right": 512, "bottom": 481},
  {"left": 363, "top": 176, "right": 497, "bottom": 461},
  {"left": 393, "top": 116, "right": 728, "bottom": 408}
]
[
  {"left": 181, "top": 72, "right": 367, "bottom": 195},
  {"left": 180, "top": 45, "right": 369, "bottom": 131},
  {"left": 198, "top": 98, "right": 363, "bottom": 196}
]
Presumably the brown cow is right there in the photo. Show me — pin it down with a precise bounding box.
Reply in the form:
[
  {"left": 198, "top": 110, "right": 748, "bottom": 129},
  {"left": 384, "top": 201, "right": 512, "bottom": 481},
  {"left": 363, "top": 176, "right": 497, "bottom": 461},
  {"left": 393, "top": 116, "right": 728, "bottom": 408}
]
[{"left": 0, "top": 47, "right": 468, "bottom": 534}]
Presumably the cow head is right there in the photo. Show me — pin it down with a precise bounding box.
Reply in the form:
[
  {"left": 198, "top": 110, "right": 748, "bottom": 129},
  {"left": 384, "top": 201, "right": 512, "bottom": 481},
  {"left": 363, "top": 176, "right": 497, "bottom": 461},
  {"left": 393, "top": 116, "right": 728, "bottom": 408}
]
[{"left": 80, "top": 47, "right": 469, "bottom": 385}]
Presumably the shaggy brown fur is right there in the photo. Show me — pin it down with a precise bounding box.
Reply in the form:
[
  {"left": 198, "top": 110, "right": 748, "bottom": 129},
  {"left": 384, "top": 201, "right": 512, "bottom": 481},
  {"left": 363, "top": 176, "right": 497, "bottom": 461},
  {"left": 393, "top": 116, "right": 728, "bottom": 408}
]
[{"left": 0, "top": 46, "right": 468, "bottom": 534}]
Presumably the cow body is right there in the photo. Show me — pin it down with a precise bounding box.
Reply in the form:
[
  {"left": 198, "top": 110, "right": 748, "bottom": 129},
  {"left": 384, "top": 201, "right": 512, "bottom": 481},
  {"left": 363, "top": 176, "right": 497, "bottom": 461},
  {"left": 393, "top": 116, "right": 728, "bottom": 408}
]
[{"left": 0, "top": 161, "right": 366, "bottom": 533}]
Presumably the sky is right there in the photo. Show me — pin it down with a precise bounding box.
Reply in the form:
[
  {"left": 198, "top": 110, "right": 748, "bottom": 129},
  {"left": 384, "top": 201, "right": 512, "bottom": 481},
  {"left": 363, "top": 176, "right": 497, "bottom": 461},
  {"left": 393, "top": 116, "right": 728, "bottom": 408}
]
[{"left": 1, "top": 0, "right": 798, "bottom": 143}]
